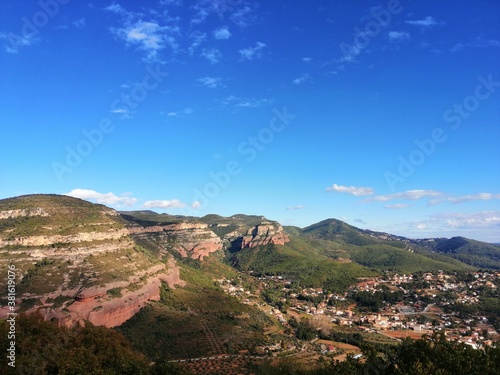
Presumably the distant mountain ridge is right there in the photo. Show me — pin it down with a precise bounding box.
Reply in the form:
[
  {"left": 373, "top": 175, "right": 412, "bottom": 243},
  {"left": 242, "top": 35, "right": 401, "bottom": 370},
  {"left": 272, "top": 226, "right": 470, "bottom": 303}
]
[{"left": 1, "top": 194, "right": 500, "bottom": 329}]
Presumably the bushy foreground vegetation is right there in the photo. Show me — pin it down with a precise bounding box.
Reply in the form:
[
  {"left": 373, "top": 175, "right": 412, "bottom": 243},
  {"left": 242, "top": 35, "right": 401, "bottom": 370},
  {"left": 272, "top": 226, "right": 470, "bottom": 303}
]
[
  {"left": 0, "top": 314, "right": 188, "bottom": 375},
  {"left": 3, "top": 314, "right": 499, "bottom": 375}
]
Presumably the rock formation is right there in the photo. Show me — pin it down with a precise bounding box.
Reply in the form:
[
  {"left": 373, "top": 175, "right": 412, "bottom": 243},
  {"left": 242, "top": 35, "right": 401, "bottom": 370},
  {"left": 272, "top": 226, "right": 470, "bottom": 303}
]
[
  {"left": 129, "top": 222, "right": 223, "bottom": 260},
  {"left": 240, "top": 222, "right": 290, "bottom": 248}
]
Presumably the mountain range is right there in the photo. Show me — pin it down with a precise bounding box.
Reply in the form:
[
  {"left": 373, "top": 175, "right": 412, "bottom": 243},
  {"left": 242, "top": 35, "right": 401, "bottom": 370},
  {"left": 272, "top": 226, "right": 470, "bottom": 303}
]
[
  {"left": 0, "top": 195, "right": 500, "bottom": 326},
  {"left": 1, "top": 194, "right": 500, "bottom": 361}
]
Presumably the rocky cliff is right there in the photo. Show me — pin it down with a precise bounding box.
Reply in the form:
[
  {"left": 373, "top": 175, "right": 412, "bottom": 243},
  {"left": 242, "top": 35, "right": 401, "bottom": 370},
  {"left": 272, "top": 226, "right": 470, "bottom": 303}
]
[
  {"left": 0, "top": 195, "right": 290, "bottom": 328},
  {"left": 240, "top": 222, "right": 290, "bottom": 248},
  {"left": 0, "top": 194, "right": 184, "bottom": 328},
  {"left": 128, "top": 222, "right": 223, "bottom": 260}
]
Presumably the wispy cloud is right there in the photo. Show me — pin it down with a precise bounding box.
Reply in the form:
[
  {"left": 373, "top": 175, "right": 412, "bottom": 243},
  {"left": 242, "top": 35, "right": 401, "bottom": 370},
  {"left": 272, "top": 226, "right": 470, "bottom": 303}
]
[
  {"left": 164, "top": 108, "right": 193, "bottom": 117},
  {"left": 197, "top": 76, "right": 223, "bottom": 88},
  {"left": 326, "top": 184, "right": 374, "bottom": 196},
  {"left": 104, "top": 3, "right": 131, "bottom": 18},
  {"left": 432, "top": 211, "right": 500, "bottom": 229},
  {"left": 405, "top": 16, "right": 438, "bottom": 29},
  {"left": 339, "top": 44, "right": 362, "bottom": 63},
  {"left": 230, "top": 5, "right": 256, "bottom": 27},
  {"left": 451, "top": 37, "right": 500, "bottom": 52},
  {"left": 364, "top": 189, "right": 442, "bottom": 202},
  {"left": 143, "top": 199, "right": 186, "bottom": 209},
  {"left": 286, "top": 205, "right": 305, "bottom": 210},
  {"left": 218, "top": 95, "right": 273, "bottom": 109},
  {"left": 188, "top": 31, "right": 206, "bottom": 55},
  {"left": 292, "top": 74, "right": 311, "bottom": 85},
  {"left": 388, "top": 31, "right": 410, "bottom": 42},
  {"left": 110, "top": 20, "right": 179, "bottom": 61},
  {"left": 0, "top": 32, "right": 38, "bottom": 54},
  {"left": 201, "top": 47, "right": 222, "bottom": 63},
  {"left": 66, "top": 188, "right": 138, "bottom": 207},
  {"left": 106, "top": 4, "right": 180, "bottom": 62},
  {"left": 190, "top": 3, "right": 210, "bottom": 25},
  {"left": 385, "top": 203, "right": 409, "bottom": 209},
  {"left": 430, "top": 192, "right": 500, "bottom": 205},
  {"left": 73, "top": 18, "right": 86, "bottom": 29},
  {"left": 239, "top": 41, "right": 266, "bottom": 60},
  {"left": 302, "top": 57, "right": 312, "bottom": 63},
  {"left": 213, "top": 26, "right": 231, "bottom": 40}
]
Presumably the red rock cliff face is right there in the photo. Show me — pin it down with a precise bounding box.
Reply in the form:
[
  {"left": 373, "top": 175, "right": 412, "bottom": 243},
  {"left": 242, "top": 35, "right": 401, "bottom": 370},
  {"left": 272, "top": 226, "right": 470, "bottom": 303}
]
[
  {"left": 41, "top": 259, "right": 184, "bottom": 328},
  {"left": 240, "top": 222, "right": 290, "bottom": 249},
  {"left": 129, "top": 223, "right": 223, "bottom": 260}
]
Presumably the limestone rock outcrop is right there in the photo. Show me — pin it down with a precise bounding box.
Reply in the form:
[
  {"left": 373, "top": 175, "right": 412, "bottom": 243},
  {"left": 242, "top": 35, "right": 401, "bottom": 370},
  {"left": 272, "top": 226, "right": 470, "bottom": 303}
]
[
  {"left": 129, "top": 223, "right": 223, "bottom": 260},
  {"left": 240, "top": 222, "right": 290, "bottom": 249}
]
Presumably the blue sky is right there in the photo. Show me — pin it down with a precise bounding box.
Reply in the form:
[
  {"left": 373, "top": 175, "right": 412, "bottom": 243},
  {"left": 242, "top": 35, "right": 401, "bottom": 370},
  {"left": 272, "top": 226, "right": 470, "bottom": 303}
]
[{"left": 1, "top": 0, "right": 499, "bottom": 242}]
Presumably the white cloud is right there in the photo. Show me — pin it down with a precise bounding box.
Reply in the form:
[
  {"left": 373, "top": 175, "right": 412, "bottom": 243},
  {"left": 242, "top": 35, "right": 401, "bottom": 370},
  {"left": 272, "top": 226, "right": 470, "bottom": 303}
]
[
  {"left": 192, "top": 200, "right": 202, "bottom": 209},
  {"left": 197, "top": 76, "right": 223, "bottom": 88},
  {"left": 405, "top": 16, "right": 438, "bottom": 28},
  {"left": 213, "top": 26, "right": 231, "bottom": 40},
  {"left": 201, "top": 47, "right": 222, "bottom": 63},
  {"left": 66, "top": 189, "right": 138, "bottom": 207},
  {"left": 385, "top": 203, "right": 409, "bottom": 209},
  {"left": 302, "top": 57, "right": 312, "bottom": 63},
  {"left": 0, "top": 32, "right": 37, "bottom": 54},
  {"left": 142, "top": 199, "right": 186, "bottom": 209},
  {"left": 165, "top": 108, "right": 193, "bottom": 117},
  {"left": 230, "top": 5, "right": 255, "bottom": 27},
  {"left": 388, "top": 31, "right": 410, "bottom": 42},
  {"left": 292, "top": 74, "right": 310, "bottom": 85},
  {"left": 364, "top": 189, "right": 442, "bottom": 202},
  {"left": 218, "top": 95, "right": 273, "bottom": 109},
  {"left": 190, "top": 4, "right": 210, "bottom": 25},
  {"left": 451, "top": 38, "right": 500, "bottom": 52},
  {"left": 110, "top": 20, "right": 178, "bottom": 60},
  {"left": 339, "top": 44, "right": 362, "bottom": 63},
  {"left": 189, "top": 31, "right": 206, "bottom": 55},
  {"left": 73, "top": 18, "right": 86, "bottom": 29},
  {"left": 429, "top": 211, "right": 500, "bottom": 230},
  {"left": 239, "top": 41, "right": 266, "bottom": 61},
  {"left": 430, "top": 192, "right": 500, "bottom": 205},
  {"left": 326, "top": 184, "right": 374, "bottom": 196},
  {"left": 104, "top": 3, "right": 130, "bottom": 17}
]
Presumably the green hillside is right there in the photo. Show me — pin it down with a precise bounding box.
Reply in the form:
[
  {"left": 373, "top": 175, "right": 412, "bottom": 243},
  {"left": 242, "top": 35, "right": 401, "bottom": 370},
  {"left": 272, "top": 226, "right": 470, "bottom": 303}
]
[
  {"left": 227, "top": 234, "right": 377, "bottom": 292},
  {"left": 296, "top": 219, "right": 475, "bottom": 273},
  {"left": 414, "top": 237, "right": 500, "bottom": 269}
]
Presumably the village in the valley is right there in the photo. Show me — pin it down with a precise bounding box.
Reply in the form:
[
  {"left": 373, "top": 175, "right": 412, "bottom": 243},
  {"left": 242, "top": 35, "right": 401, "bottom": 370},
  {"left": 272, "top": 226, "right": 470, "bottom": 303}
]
[{"left": 217, "top": 270, "right": 500, "bottom": 358}]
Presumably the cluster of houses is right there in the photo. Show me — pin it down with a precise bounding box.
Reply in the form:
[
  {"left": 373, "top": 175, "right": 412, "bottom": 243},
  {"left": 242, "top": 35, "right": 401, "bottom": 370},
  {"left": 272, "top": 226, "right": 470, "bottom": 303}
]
[{"left": 217, "top": 270, "right": 500, "bottom": 350}]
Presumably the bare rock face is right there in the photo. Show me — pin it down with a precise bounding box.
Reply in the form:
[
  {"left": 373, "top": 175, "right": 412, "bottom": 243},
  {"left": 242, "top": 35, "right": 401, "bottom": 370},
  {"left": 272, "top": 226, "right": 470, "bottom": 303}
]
[
  {"left": 0, "top": 194, "right": 186, "bottom": 329},
  {"left": 0, "top": 207, "right": 49, "bottom": 219},
  {"left": 241, "top": 222, "right": 290, "bottom": 249},
  {"left": 129, "top": 223, "right": 223, "bottom": 260},
  {"left": 53, "top": 262, "right": 184, "bottom": 328}
]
